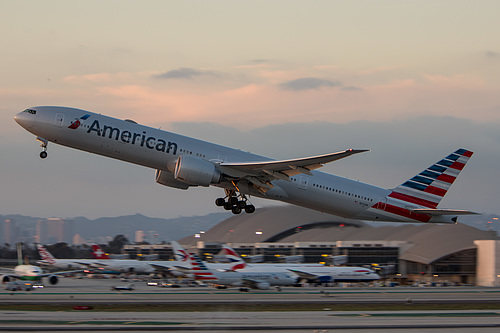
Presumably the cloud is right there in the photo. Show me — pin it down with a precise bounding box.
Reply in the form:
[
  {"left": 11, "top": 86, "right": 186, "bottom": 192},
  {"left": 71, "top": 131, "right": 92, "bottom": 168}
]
[
  {"left": 485, "top": 51, "right": 499, "bottom": 58},
  {"left": 279, "top": 77, "right": 341, "bottom": 91},
  {"left": 154, "top": 67, "right": 219, "bottom": 80}
]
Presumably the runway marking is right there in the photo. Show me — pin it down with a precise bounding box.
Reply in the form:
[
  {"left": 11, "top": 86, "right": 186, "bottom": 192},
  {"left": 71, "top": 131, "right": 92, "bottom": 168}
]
[{"left": 329, "top": 312, "right": 500, "bottom": 317}]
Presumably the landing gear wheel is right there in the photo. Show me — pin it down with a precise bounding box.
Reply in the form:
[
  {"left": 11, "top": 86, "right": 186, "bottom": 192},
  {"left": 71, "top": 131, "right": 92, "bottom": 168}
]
[
  {"left": 245, "top": 205, "right": 256, "bottom": 214},
  {"left": 40, "top": 151, "right": 47, "bottom": 159},
  {"left": 216, "top": 186, "right": 256, "bottom": 214}
]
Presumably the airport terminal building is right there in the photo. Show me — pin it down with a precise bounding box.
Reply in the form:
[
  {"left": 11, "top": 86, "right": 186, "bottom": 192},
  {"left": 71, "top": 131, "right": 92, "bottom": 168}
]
[{"left": 124, "top": 206, "right": 500, "bottom": 286}]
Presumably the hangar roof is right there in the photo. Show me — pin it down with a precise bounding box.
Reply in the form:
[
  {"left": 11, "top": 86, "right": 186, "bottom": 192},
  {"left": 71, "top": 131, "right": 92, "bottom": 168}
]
[{"left": 180, "top": 206, "right": 498, "bottom": 264}]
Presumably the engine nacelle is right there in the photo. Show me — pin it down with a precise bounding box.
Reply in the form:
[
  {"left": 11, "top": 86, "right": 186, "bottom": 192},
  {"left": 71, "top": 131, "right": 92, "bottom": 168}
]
[
  {"left": 1, "top": 275, "right": 12, "bottom": 283},
  {"left": 155, "top": 169, "right": 190, "bottom": 190},
  {"left": 255, "top": 281, "right": 271, "bottom": 290},
  {"left": 48, "top": 275, "right": 59, "bottom": 285},
  {"left": 174, "top": 155, "right": 221, "bottom": 187}
]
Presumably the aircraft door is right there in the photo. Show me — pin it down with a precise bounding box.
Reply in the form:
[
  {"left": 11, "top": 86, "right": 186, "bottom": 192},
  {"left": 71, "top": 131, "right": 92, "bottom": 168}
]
[
  {"left": 376, "top": 197, "right": 387, "bottom": 210},
  {"left": 54, "top": 113, "right": 64, "bottom": 127},
  {"left": 298, "top": 176, "right": 308, "bottom": 190}
]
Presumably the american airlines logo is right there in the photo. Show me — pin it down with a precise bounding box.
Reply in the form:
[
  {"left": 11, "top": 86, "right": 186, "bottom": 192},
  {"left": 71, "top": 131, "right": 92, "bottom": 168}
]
[
  {"left": 85, "top": 119, "right": 178, "bottom": 155},
  {"left": 68, "top": 114, "right": 90, "bottom": 129}
]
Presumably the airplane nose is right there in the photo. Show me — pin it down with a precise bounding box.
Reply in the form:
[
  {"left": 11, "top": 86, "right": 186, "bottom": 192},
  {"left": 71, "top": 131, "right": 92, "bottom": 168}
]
[
  {"left": 14, "top": 111, "right": 25, "bottom": 125},
  {"left": 14, "top": 109, "right": 36, "bottom": 129}
]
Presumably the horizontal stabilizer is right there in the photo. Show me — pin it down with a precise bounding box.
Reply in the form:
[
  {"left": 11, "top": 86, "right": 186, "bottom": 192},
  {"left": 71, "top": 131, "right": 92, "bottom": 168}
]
[{"left": 410, "top": 209, "right": 479, "bottom": 216}]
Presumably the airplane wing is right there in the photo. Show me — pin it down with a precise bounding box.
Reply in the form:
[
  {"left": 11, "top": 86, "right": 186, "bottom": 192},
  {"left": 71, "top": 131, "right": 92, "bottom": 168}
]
[
  {"left": 148, "top": 263, "right": 191, "bottom": 277},
  {"left": 38, "top": 269, "right": 84, "bottom": 278},
  {"left": 410, "top": 209, "right": 480, "bottom": 216},
  {"left": 71, "top": 261, "right": 98, "bottom": 267},
  {"left": 219, "top": 149, "right": 368, "bottom": 191},
  {"left": 286, "top": 269, "right": 320, "bottom": 280}
]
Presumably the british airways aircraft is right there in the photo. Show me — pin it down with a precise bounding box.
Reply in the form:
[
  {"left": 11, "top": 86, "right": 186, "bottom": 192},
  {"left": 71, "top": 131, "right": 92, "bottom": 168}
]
[{"left": 14, "top": 106, "right": 477, "bottom": 223}]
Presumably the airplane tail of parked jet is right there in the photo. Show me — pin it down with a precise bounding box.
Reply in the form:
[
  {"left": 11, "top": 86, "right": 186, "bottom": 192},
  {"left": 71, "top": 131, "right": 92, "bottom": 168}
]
[
  {"left": 221, "top": 245, "right": 247, "bottom": 270},
  {"left": 188, "top": 254, "right": 218, "bottom": 281},
  {"left": 35, "top": 243, "right": 57, "bottom": 266},
  {"left": 91, "top": 245, "right": 110, "bottom": 259},
  {"left": 170, "top": 241, "right": 190, "bottom": 262}
]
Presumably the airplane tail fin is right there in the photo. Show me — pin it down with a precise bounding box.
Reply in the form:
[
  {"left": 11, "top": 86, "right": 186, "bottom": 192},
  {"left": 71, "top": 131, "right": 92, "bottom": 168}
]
[
  {"left": 91, "top": 245, "right": 110, "bottom": 259},
  {"left": 221, "top": 244, "right": 247, "bottom": 270},
  {"left": 189, "top": 254, "right": 218, "bottom": 281},
  {"left": 170, "top": 241, "right": 189, "bottom": 262},
  {"left": 35, "top": 243, "right": 57, "bottom": 265},
  {"left": 389, "top": 148, "right": 473, "bottom": 208}
]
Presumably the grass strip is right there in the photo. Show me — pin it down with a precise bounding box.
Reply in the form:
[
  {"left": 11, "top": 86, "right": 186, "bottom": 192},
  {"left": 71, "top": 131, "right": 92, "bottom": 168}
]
[{"left": 1, "top": 302, "right": 500, "bottom": 312}]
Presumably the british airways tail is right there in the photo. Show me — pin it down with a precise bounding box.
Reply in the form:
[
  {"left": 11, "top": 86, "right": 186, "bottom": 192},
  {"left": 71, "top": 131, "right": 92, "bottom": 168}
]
[
  {"left": 374, "top": 148, "right": 478, "bottom": 223},
  {"left": 221, "top": 245, "right": 247, "bottom": 270},
  {"left": 170, "top": 241, "right": 190, "bottom": 262}
]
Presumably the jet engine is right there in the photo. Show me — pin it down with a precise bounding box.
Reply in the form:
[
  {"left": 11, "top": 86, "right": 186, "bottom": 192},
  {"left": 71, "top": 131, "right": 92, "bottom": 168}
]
[
  {"left": 1, "top": 275, "right": 12, "bottom": 283},
  {"left": 155, "top": 170, "right": 190, "bottom": 190},
  {"left": 48, "top": 275, "right": 59, "bottom": 285},
  {"left": 255, "top": 281, "right": 271, "bottom": 290},
  {"left": 174, "top": 155, "right": 221, "bottom": 186}
]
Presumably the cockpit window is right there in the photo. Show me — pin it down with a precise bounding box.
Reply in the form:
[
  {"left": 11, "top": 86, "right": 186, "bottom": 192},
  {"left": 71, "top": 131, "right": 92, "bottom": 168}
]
[{"left": 24, "top": 109, "right": 36, "bottom": 115}]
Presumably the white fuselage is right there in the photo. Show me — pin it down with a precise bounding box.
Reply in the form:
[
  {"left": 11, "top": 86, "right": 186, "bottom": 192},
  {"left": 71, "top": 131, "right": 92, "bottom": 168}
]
[
  {"left": 226, "top": 263, "right": 380, "bottom": 283},
  {"left": 14, "top": 265, "right": 44, "bottom": 280},
  {"left": 14, "top": 106, "right": 457, "bottom": 223},
  {"left": 37, "top": 259, "right": 100, "bottom": 270},
  {"left": 197, "top": 267, "right": 299, "bottom": 287}
]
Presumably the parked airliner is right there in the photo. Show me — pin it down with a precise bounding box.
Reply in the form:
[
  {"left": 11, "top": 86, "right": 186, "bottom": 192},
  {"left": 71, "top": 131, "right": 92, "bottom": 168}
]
[
  {"left": 1, "top": 244, "right": 81, "bottom": 285},
  {"left": 188, "top": 254, "right": 298, "bottom": 290},
  {"left": 222, "top": 245, "right": 380, "bottom": 283},
  {"left": 15, "top": 106, "right": 477, "bottom": 222},
  {"left": 36, "top": 243, "right": 102, "bottom": 270}
]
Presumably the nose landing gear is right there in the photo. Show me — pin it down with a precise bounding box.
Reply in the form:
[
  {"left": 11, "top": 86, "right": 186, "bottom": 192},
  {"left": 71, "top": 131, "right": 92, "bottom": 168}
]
[
  {"left": 216, "top": 190, "right": 255, "bottom": 215},
  {"left": 37, "top": 137, "right": 48, "bottom": 159}
]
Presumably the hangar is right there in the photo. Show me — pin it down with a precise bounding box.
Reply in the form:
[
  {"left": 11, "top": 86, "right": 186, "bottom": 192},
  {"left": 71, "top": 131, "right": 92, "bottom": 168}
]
[{"left": 125, "top": 206, "right": 500, "bottom": 286}]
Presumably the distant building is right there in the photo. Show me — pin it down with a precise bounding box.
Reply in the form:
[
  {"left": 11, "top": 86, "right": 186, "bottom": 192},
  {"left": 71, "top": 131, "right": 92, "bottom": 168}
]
[
  {"left": 36, "top": 218, "right": 74, "bottom": 244},
  {"left": 135, "top": 230, "right": 145, "bottom": 243},
  {"left": 475, "top": 240, "right": 500, "bottom": 286},
  {"left": 3, "top": 219, "right": 19, "bottom": 246}
]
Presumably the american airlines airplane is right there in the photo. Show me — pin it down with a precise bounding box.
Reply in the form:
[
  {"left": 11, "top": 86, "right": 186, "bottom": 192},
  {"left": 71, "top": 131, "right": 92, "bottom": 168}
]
[{"left": 14, "top": 106, "right": 477, "bottom": 222}]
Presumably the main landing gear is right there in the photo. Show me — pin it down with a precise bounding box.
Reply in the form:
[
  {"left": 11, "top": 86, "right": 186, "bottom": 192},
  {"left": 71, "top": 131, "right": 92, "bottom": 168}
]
[{"left": 216, "top": 190, "right": 255, "bottom": 215}]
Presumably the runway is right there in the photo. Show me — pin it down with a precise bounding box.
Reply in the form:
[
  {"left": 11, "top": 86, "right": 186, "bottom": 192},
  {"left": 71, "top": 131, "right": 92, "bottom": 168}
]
[
  {"left": 2, "top": 277, "right": 500, "bottom": 305},
  {"left": 1, "top": 277, "right": 500, "bottom": 331}
]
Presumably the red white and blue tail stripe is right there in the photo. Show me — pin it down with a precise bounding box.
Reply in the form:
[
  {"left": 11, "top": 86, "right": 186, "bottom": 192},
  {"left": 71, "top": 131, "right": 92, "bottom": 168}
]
[
  {"left": 190, "top": 254, "right": 218, "bottom": 281},
  {"left": 389, "top": 148, "right": 473, "bottom": 208}
]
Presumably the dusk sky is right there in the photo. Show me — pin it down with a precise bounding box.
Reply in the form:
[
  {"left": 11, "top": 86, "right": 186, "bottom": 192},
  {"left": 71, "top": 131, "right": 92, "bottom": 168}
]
[{"left": 1, "top": 1, "right": 499, "bottom": 219}]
